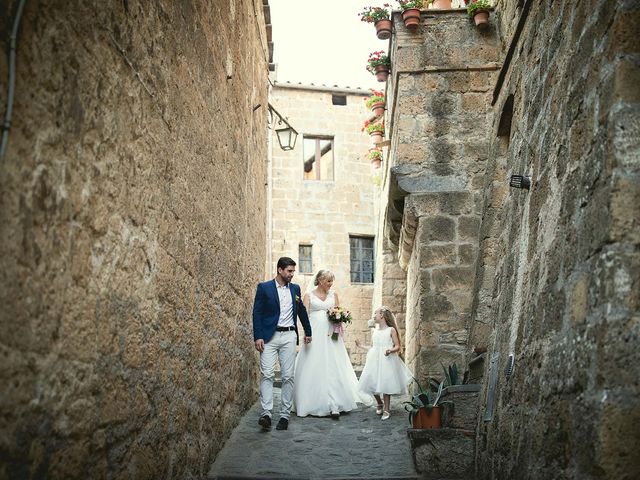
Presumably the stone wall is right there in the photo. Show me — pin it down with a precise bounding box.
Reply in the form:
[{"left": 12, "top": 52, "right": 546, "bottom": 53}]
[
  {"left": 269, "top": 84, "right": 376, "bottom": 368},
  {"left": 383, "top": 10, "right": 501, "bottom": 384},
  {"left": 0, "top": 1, "right": 269, "bottom": 478},
  {"left": 473, "top": 0, "right": 640, "bottom": 478}
]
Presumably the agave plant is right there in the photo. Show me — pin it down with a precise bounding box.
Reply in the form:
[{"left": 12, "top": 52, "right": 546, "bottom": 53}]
[
  {"left": 442, "top": 362, "right": 460, "bottom": 386},
  {"left": 403, "top": 376, "right": 450, "bottom": 425}
]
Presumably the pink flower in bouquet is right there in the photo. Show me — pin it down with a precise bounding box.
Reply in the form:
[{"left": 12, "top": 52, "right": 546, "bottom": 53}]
[{"left": 327, "top": 306, "right": 353, "bottom": 341}]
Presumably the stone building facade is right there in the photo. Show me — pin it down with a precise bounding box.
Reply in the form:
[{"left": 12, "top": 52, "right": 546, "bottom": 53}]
[
  {"left": 0, "top": 1, "right": 270, "bottom": 478},
  {"left": 377, "top": 0, "right": 639, "bottom": 478},
  {"left": 268, "top": 83, "right": 377, "bottom": 367}
]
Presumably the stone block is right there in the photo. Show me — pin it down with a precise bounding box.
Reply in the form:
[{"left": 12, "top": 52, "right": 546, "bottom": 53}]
[
  {"left": 423, "top": 216, "right": 456, "bottom": 243},
  {"left": 614, "top": 58, "right": 640, "bottom": 103},
  {"left": 420, "top": 244, "right": 457, "bottom": 268},
  {"left": 441, "top": 385, "right": 481, "bottom": 430},
  {"left": 458, "top": 243, "right": 477, "bottom": 265},
  {"left": 431, "top": 267, "right": 476, "bottom": 291},
  {"left": 408, "top": 428, "right": 475, "bottom": 478},
  {"left": 458, "top": 215, "right": 481, "bottom": 241}
]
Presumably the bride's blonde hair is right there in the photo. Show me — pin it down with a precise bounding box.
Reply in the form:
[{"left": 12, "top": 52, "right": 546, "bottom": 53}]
[{"left": 314, "top": 269, "right": 335, "bottom": 286}]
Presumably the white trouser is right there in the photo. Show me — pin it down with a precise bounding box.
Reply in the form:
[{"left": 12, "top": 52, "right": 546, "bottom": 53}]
[{"left": 259, "top": 330, "right": 296, "bottom": 420}]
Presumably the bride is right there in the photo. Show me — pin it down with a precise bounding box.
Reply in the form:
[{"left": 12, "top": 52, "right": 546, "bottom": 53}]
[{"left": 293, "top": 270, "right": 368, "bottom": 418}]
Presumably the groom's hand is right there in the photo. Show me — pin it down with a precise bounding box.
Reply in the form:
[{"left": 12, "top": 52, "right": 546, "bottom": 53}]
[
  {"left": 304, "top": 336, "right": 312, "bottom": 344},
  {"left": 255, "top": 339, "right": 265, "bottom": 352}
]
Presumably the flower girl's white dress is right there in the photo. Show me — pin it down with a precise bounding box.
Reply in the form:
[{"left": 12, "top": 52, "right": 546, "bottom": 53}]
[
  {"left": 293, "top": 290, "right": 369, "bottom": 416},
  {"left": 358, "top": 326, "right": 413, "bottom": 395}
]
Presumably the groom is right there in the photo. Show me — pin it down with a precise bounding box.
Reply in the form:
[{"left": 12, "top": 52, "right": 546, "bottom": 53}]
[{"left": 252, "top": 257, "right": 312, "bottom": 431}]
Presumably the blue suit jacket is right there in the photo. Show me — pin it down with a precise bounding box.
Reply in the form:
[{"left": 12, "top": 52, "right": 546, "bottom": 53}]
[{"left": 252, "top": 280, "right": 312, "bottom": 345}]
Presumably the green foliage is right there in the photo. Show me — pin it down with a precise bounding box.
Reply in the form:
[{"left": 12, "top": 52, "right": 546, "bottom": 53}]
[
  {"left": 441, "top": 363, "right": 460, "bottom": 386},
  {"left": 398, "top": 0, "right": 424, "bottom": 11},
  {"left": 466, "top": 0, "right": 491, "bottom": 16}
]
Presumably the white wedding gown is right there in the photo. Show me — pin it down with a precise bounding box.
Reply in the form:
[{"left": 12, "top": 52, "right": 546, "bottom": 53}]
[{"left": 293, "top": 290, "right": 369, "bottom": 416}]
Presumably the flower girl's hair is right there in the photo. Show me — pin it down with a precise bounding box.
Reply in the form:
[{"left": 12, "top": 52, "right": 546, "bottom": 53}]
[
  {"left": 378, "top": 306, "right": 405, "bottom": 360},
  {"left": 378, "top": 306, "right": 398, "bottom": 332},
  {"left": 314, "top": 269, "right": 335, "bottom": 286}
]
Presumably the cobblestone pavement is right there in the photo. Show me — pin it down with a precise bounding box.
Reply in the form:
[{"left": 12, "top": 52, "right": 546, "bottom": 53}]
[{"left": 208, "top": 387, "right": 418, "bottom": 480}]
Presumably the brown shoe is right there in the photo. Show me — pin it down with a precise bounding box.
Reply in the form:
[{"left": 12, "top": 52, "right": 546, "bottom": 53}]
[{"left": 258, "top": 415, "right": 271, "bottom": 430}]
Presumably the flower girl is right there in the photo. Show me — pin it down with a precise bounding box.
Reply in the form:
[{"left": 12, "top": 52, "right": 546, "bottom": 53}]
[{"left": 356, "top": 306, "right": 412, "bottom": 420}]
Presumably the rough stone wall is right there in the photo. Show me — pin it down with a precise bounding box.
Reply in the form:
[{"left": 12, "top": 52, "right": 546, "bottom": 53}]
[
  {"left": 383, "top": 10, "right": 501, "bottom": 384},
  {"left": 269, "top": 85, "right": 376, "bottom": 368},
  {"left": 0, "top": 1, "right": 269, "bottom": 478},
  {"left": 474, "top": 0, "right": 640, "bottom": 478}
]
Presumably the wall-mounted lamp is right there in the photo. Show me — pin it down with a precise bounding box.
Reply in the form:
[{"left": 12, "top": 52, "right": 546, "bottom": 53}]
[
  {"left": 509, "top": 175, "right": 531, "bottom": 190},
  {"left": 268, "top": 103, "right": 298, "bottom": 151}
]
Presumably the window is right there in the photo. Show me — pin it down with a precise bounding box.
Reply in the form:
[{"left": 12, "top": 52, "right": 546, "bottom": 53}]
[
  {"left": 332, "top": 95, "right": 347, "bottom": 106},
  {"left": 303, "top": 136, "right": 334, "bottom": 181},
  {"left": 350, "top": 236, "right": 374, "bottom": 283},
  {"left": 298, "top": 244, "right": 313, "bottom": 274}
]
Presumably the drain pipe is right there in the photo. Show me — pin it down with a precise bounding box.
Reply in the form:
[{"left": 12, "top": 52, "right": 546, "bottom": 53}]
[{"left": 0, "top": 0, "right": 28, "bottom": 159}]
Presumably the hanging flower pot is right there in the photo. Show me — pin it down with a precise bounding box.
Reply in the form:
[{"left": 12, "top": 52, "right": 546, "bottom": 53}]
[
  {"left": 362, "top": 120, "right": 385, "bottom": 145},
  {"left": 367, "top": 51, "right": 391, "bottom": 83},
  {"left": 375, "top": 65, "right": 390, "bottom": 82},
  {"left": 358, "top": 6, "right": 392, "bottom": 39},
  {"left": 375, "top": 19, "right": 392, "bottom": 39},
  {"left": 473, "top": 9, "right": 490, "bottom": 28},
  {"left": 365, "top": 89, "right": 386, "bottom": 118},
  {"left": 398, "top": 1, "right": 424, "bottom": 29},
  {"left": 466, "top": 0, "right": 491, "bottom": 29},
  {"left": 370, "top": 131, "right": 384, "bottom": 144},
  {"left": 371, "top": 102, "right": 385, "bottom": 117},
  {"left": 368, "top": 147, "right": 383, "bottom": 169},
  {"left": 432, "top": 0, "right": 452, "bottom": 9},
  {"left": 402, "top": 8, "right": 421, "bottom": 29}
]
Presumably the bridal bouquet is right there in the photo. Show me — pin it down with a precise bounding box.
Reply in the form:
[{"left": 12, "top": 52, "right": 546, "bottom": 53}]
[{"left": 327, "top": 307, "right": 353, "bottom": 341}]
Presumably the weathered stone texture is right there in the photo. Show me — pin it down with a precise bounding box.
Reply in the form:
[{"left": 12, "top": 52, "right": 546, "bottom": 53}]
[
  {"left": 473, "top": 1, "right": 640, "bottom": 479},
  {"left": 0, "top": 1, "right": 268, "bottom": 478},
  {"left": 385, "top": 11, "right": 501, "bottom": 386}
]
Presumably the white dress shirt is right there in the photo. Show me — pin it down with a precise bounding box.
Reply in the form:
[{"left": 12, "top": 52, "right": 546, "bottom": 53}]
[{"left": 275, "top": 280, "right": 294, "bottom": 327}]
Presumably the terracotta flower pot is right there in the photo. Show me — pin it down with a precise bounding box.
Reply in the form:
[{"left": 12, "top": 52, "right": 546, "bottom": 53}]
[
  {"left": 371, "top": 101, "right": 385, "bottom": 117},
  {"left": 432, "top": 0, "right": 452, "bottom": 9},
  {"left": 369, "top": 131, "right": 384, "bottom": 144},
  {"left": 374, "top": 65, "right": 390, "bottom": 82},
  {"left": 371, "top": 158, "right": 382, "bottom": 169},
  {"left": 413, "top": 406, "right": 442, "bottom": 429},
  {"left": 374, "top": 19, "right": 392, "bottom": 40},
  {"left": 473, "top": 9, "right": 490, "bottom": 29},
  {"left": 402, "top": 8, "right": 421, "bottom": 29}
]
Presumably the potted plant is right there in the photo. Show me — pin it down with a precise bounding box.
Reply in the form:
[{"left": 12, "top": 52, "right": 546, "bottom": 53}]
[
  {"left": 362, "top": 119, "right": 385, "bottom": 144},
  {"left": 403, "top": 377, "right": 450, "bottom": 429},
  {"left": 368, "top": 147, "right": 383, "bottom": 168},
  {"left": 431, "top": 0, "right": 452, "bottom": 9},
  {"left": 365, "top": 89, "right": 386, "bottom": 117},
  {"left": 358, "top": 4, "right": 393, "bottom": 40},
  {"left": 397, "top": 0, "right": 423, "bottom": 29},
  {"left": 465, "top": 0, "right": 491, "bottom": 29},
  {"left": 366, "top": 51, "right": 391, "bottom": 83}
]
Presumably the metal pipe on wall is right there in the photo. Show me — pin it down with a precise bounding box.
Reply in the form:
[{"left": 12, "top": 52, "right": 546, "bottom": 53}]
[{"left": 1, "top": 0, "right": 28, "bottom": 159}]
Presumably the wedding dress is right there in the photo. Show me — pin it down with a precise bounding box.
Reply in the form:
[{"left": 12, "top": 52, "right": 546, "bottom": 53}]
[{"left": 293, "top": 290, "right": 369, "bottom": 416}]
